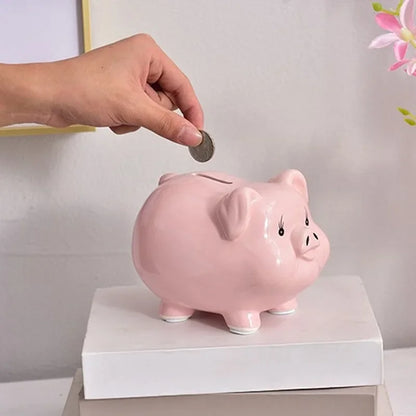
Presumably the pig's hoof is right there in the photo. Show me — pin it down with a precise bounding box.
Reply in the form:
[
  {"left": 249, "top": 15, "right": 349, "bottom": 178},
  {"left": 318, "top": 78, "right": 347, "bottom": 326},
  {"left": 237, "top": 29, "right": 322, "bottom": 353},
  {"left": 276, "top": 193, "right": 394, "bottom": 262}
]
[
  {"left": 159, "top": 301, "right": 194, "bottom": 323},
  {"left": 268, "top": 299, "right": 297, "bottom": 315},
  {"left": 161, "top": 315, "right": 192, "bottom": 323},
  {"left": 268, "top": 308, "right": 296, "bottom": 315},
  {"left": 224, "top": 311, "right": 260, "bottom": 335},
  {"left": 228, "top": 326, "right": 259, "bottom": 335}
]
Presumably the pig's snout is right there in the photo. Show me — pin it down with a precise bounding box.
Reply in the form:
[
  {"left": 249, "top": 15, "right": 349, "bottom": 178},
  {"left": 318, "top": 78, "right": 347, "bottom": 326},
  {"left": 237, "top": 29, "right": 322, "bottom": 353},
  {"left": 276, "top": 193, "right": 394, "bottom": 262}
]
[{"left": 291, "top": 226, "right": 320, "bottom": 260}]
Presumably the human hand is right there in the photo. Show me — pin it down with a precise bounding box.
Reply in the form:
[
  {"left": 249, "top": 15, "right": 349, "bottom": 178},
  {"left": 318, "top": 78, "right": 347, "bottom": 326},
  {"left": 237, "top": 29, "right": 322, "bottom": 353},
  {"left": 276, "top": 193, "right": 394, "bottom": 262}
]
[
  {"left": 0, "top": 34, "right": 203, "bottom": 146},
  {"left": 52, "top": 34, "right": 204, "bottom": 145}
]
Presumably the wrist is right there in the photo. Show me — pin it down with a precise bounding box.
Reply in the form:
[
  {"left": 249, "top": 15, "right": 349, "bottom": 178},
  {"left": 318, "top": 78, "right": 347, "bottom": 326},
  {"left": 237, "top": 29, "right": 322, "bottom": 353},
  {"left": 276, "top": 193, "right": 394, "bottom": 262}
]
[{"left": 0, "top": 62, "right": 58, "bottom": 127}]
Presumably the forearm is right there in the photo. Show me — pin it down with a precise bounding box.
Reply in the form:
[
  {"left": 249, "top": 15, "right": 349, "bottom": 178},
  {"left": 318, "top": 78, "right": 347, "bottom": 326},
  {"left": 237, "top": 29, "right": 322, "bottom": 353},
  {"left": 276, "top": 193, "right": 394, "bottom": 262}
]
[{"left": 0, "top": 63, "right": 56, "bottom": 127}]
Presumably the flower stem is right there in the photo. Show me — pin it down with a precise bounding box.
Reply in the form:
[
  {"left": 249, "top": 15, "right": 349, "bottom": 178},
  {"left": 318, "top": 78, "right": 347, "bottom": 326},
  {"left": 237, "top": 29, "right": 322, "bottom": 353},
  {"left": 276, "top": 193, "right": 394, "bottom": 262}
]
[
  {"left": 395, "top": 0, "right": 405, "bottom": 14},
  {"left": 380, "top": 0, "right": 405, "bottom": 16},
  {"left": 380, "top": 8, "right": 398, "bottom": 15}
]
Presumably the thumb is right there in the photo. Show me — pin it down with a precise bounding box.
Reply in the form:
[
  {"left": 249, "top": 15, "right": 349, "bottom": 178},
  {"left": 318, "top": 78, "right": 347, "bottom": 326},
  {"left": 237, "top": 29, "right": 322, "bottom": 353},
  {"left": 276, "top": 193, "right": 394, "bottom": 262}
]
[{"left": 137, "top": 95, "right": 202, "bottom": 146}]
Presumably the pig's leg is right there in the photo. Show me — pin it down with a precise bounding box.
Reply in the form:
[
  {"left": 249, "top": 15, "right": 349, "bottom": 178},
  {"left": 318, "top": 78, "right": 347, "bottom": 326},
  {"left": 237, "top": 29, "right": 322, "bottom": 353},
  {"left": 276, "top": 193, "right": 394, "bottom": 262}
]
[
  {"left": 268, "top": 298, "right": 297, "bottom": 315},
  {"left": 223, "top": 311, "right": 261, "bottom": 335},
  {"left": 159, "top": 300, "right": 194, "bottom": 323}
]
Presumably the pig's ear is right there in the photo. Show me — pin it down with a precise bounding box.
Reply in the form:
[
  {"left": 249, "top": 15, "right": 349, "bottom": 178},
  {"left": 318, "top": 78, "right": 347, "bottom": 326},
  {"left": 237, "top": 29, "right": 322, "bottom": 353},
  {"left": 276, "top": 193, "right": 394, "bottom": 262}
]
[
  {"left": 216, "top": 187, "right": 261, "bottom": 241},
  {"left": 158, "top": 173, "right": 177, "bottom": 185},
  {"left": 269, "top": 169, "right": 308, "bottom": 202}
]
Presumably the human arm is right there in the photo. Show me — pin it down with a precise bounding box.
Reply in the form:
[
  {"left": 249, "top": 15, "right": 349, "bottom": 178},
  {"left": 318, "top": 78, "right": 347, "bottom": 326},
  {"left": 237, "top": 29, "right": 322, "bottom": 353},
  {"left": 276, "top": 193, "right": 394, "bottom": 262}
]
[{"left": 0, "top": 34, "right": 203, "bottom": 146}]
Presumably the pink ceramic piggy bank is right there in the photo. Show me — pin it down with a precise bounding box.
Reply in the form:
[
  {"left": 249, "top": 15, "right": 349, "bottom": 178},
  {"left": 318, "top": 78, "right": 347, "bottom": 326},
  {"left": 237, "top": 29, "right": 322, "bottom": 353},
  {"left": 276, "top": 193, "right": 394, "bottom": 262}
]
[{"left": 132, "top": 170, "right": 329, "bottom": 334}]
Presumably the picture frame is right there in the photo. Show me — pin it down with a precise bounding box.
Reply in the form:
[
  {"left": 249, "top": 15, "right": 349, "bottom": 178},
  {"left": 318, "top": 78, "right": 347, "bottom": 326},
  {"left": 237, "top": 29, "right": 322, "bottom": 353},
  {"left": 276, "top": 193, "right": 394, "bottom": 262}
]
[{"left": 0, "top": 0, "right": 95, "bottom": 137}]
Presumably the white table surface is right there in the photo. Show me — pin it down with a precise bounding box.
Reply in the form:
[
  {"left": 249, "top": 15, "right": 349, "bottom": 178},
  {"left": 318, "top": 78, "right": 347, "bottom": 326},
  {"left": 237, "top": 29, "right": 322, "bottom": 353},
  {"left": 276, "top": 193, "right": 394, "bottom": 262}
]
[
  {"left": 0, "top": 348, "right": 415, "bottom": 416},
  {"left": 82, "top": 277, "right": 383, "bottom": 399}
]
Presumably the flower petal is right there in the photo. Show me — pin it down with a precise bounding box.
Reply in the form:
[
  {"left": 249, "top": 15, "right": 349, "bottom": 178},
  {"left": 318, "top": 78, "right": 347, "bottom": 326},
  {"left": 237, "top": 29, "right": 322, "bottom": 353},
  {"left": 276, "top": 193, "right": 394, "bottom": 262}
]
[
  {"left": 369, "top": 32, "right": 400, "bottom": 48},
  {"left": 405, "top": 61, "right": 416, "bottom": 75},
  {"left": 375, "top": 13, "right": 402, "bottom": 33},
  {"left": 409, "top": 61, "right": 416, "bottom": 74},
  {"left": 400, "top": 0, "right": 416, "bottom": 31},
  {"left": 389, "top": 60, "right": 409, "bottom": 71},
  {"left": 394, "top": 40, "right": 408, "bottom": 60}
]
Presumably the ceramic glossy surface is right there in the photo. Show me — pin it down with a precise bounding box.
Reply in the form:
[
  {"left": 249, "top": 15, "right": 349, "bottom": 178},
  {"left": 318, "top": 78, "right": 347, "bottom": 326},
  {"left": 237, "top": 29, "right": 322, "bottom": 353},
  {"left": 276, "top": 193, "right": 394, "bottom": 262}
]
[{"left": 132, "top": 170, "right": 330, "bottom": 334}]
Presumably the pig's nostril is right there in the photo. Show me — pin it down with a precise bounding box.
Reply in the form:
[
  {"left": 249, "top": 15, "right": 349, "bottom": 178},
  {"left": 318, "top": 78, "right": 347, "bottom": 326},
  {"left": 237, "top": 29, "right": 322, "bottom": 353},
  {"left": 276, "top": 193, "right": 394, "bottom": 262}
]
[
  {"left": 313, "top": 233, "right": 318, "bottom": 240},
  {"left": 306, "top": 236, "right": 310, "bottom": 246}
]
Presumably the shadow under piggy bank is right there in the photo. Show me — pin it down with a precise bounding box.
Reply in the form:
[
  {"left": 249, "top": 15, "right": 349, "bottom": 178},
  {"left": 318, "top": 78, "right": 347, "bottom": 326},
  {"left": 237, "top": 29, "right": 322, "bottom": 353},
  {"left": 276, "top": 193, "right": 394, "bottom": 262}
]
[{"left": 94, "top": 283, "right": 297, "bottom": 346}]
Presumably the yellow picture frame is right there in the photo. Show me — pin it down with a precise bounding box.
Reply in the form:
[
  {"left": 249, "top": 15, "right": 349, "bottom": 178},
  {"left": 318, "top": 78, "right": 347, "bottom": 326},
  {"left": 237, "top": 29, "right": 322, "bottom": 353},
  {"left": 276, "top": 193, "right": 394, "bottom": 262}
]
[{"left": 0, "top": 0, "right": 95, "bottom": 137}]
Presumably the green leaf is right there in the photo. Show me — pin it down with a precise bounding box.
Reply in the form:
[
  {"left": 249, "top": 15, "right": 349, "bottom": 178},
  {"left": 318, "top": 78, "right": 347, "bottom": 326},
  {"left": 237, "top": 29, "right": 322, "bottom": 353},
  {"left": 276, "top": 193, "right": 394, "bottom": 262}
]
[
  {"left": 404, "top": 118, "right": 416, "bottom": 125},
  {"left": 398, "top": 107, "right": 411, "bottom": 116},
  {"left": 372, "top": 2, "right": 383, "bottom": 11}
]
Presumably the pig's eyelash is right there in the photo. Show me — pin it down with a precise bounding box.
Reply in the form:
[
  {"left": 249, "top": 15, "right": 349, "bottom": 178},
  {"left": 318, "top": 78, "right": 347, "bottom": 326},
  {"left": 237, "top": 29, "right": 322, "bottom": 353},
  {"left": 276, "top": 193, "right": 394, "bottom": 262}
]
[
  {"left": 278, "top": 215, "right": 284, "bottom": 229},
  {"left": 304, "top": 208, "right": 310, "bottom": 226}
]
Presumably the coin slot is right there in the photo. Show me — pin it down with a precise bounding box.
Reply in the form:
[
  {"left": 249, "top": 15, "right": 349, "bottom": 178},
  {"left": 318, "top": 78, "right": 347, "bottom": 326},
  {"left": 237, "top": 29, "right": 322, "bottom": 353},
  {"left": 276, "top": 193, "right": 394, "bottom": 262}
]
[{"left": 195, "top": 173, "right": 233, "bottom": 184}]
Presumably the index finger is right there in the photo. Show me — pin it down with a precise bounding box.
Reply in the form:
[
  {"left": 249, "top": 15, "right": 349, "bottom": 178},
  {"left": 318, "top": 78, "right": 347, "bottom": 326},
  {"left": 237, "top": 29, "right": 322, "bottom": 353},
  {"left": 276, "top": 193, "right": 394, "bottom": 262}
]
[{"left": 148, "top": 48, "right": 204, "bottom": 129}]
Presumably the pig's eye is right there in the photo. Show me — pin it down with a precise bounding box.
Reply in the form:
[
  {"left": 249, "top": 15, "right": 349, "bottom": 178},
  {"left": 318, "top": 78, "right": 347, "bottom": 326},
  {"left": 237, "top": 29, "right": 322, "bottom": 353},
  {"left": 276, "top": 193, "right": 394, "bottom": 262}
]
[
  {"left": 305, "top": 217, "right": 309, "bottom": 226},
  {"left": 278, "top": 215, "right": 285, "bottom": 236}
]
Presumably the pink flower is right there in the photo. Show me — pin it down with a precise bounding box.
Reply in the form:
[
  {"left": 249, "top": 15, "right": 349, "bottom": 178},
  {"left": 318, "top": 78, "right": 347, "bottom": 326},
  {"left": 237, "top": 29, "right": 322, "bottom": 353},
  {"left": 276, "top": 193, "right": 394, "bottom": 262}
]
[
  {"left": 369, "top": 0, "right": 416, "bottom": 61},
  {"left": 390, "top": 56, "right": 416, "bottom": 75}
]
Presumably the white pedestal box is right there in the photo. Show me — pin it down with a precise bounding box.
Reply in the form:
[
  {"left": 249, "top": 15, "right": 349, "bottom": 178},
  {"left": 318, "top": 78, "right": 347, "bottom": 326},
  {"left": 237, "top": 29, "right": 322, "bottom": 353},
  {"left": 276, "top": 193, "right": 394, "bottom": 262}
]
[
  {"left": 82, "top": 275, "right": 383, "bottom": 399},
  {"left": 62, "top": 370, "right": 393, "bottom": 416}
]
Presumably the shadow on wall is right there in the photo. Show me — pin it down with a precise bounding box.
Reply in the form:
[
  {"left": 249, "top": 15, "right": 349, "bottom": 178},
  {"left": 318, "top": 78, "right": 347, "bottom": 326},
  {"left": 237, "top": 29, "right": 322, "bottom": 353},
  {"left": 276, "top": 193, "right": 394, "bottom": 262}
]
[
  {"left": 0, "top": 134, "right": 70, "bottom": 187},
  {"left": 354, "top": 0, "right": 416, "bottom": 348},
  {"left": 0, "top": 204, "right": 139, "bottom": 382}
]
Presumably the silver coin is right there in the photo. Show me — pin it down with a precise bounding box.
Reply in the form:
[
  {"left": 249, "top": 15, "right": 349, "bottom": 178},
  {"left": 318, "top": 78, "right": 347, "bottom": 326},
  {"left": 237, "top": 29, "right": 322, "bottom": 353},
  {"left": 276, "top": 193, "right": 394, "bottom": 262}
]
[{"left": 188, "top": 130, "right": 215, "bottom": 162}]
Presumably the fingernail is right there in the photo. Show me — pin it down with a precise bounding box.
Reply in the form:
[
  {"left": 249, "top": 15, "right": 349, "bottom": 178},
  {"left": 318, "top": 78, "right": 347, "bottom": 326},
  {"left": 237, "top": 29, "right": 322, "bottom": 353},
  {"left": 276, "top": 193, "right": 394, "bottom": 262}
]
[{"left": 177, "top": 125, "right": 202, "bottom": 146}]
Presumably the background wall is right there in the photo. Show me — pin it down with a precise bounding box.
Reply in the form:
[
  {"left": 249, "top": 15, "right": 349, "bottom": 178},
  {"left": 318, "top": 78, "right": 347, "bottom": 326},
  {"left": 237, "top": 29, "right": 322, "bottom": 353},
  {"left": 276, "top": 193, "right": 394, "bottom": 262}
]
[{"left": 1, "top": 0, "right": 416, "bottom": 382}]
